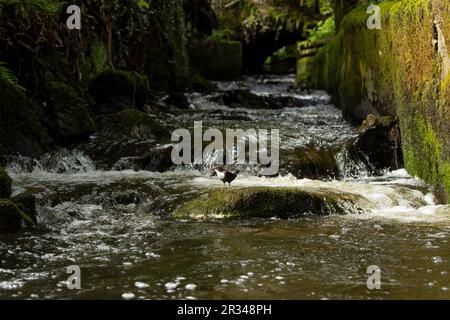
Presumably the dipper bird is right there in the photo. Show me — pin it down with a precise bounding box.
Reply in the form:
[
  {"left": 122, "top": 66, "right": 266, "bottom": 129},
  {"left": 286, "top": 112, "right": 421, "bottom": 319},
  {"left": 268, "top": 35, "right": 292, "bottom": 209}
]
[{"left": 214, "top": 167, "right": 240, "bottom": 188}]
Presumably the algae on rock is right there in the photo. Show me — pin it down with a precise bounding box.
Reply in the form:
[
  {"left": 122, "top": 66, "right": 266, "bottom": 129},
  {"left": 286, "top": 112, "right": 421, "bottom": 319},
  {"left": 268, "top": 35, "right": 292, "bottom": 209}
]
[
  {"left": 173, "top": 187, "right": 369, "bottom": 220},
  {"left": 306, "top": 0, "right": 450, "bottom": 202}
]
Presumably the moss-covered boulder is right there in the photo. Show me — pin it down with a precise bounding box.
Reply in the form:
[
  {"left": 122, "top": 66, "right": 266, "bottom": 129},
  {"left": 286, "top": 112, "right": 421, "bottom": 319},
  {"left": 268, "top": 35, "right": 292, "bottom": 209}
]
[
  {"left": 0, "top": 78, "right": 52, "bottom": 157},
  {"left": 0, "top": 199, "right": 34, "bottom": 232},
  {"left": 11, "top": 192, "right": 38, "bottom": 224},
  {"left": 89, "top": 70, "right": 149, "bottom": 112},
  {"left": 0, "top": 166, "right": 12, "bottom": 198},
  {"left": 173, "top": 187, "right": 369, "bottom": 220},
  {"left": 191, "top": 73, "right": 216, "bottom": 93},
  {"left": 193, "top": 40, "right": 242, "bottom": 80},
  {"left": 45, "top": 82, "right": 95, "bottom": 144}
]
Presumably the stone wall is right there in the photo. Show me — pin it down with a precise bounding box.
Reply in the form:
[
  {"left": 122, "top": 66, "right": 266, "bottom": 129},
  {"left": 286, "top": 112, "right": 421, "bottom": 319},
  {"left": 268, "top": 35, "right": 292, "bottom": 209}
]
[{"left": 309, "top": 0, "right": 450, "bottom": 202}]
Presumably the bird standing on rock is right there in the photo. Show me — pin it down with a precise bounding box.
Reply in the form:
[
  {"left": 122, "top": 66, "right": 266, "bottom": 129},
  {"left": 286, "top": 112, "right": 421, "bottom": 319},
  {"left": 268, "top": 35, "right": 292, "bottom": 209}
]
[{"left": 214, "top": 167, "right": 240, "bottom": 188}]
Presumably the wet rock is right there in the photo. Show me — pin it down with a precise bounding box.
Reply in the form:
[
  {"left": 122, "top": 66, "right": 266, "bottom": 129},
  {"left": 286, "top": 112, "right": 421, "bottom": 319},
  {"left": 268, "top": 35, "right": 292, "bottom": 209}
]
[
  {"left": 44, "top": 82, "right": 95, "bottom": 144},
  {"left": 0, "top": 78, "right": 53, "bottom": 157},
  {"left": 284, "top": 146, "right": 339, "bottom": 180},
  {"left": 76, "top": 109, "right": 172, "bottom": 171},
  {"left": 11, "top": 192, "right": 38, "bottom": 224},
  {"left": 81, "top": 139, "right": 173, "bottom": 172},
  {"left": 89, "top": 70, "right": 150, "bottom": 112},
  {"left": 349, "top": 114, "right": 403, "bottom": 171},
  {"left": 212, "top": 89, "right": 305, "bottom": 109},
  {"left": 208, "top": 110, "right": 251, "bottom": 121},
  {"left": 0, "top": 199, "right": 34, "bottom": 232},
  {"left": 0, "top": 166, "right": 12, "bottom": 198},
  {"left": 165, "top": 92, "right": 190, "bottom": 109},
  {"left": 173, "top": 187, "right": 368, "bottom": 220}
]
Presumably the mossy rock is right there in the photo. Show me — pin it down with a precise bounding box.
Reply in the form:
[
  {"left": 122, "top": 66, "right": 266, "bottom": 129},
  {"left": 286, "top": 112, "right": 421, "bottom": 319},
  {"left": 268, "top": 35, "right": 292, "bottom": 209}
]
[
  {"left": 96, "top": 109, "right": 170, "bottom": 141},
  {"left": 0, "top": 199, "right": 34, "bottom": 232},
  {"left": 191, "top": 73, "right": 216, "bottom": 93},
  {"left": 11, "top": 192, "right": 38, "bottom": 224},
  {"left": 296, "top": 56, "right": 315, "bottom": 88},
  {"left": 45, "top": 82, "right": 95, "bottom": 144},
  {"left": 0, "top": 78, "right": 52, "bottom": 157},
  {"left": 0, "top": 166, "right": 12, "bottom": 198},
  {"left": 89, "top": 70, "right": 150, "bottom": 111},
  {"left": 309, "top": 0, "right": 450, "bottom": 202},
  {"left": 173, "top": 187, "right": 369, "bottom": 220}
]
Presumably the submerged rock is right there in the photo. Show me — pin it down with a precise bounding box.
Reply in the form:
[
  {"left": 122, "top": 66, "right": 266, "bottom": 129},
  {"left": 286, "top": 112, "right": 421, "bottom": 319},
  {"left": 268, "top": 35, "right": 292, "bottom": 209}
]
[
  {"left": 173, "top": 187, "right": 368, "bottom": 219},
  {"left": 0, "top": 166, "right": 12, "bottom": 198},
  {"left": 349, "top": 114, "right": 403, "bottom": 172},
  {"left": 0, "top": 199, "right": 34, "bottom": 232}
]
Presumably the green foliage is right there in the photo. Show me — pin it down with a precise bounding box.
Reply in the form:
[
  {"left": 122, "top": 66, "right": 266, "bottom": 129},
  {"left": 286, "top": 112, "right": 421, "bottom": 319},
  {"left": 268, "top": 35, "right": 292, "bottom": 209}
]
[
  {"left": 0, "top": 0, "right": 64, "bottom": 16},
  {"left": 265, "top": 45, "right": 297, "bottom": 65},
  {"left": 208, "top": 29, "right": 236, "bottom": 42},
  {"left": 136, "top": 0, "right": 150, "bottom": 10},
  {"left": 0, "top": 62, "right": 25, "bottom": 91},
  {"left": 298, "top": 16, "right": 335, "bottom": 49},
  {"left": 91, "top": 39, "right": 109, "bottom": 75}
]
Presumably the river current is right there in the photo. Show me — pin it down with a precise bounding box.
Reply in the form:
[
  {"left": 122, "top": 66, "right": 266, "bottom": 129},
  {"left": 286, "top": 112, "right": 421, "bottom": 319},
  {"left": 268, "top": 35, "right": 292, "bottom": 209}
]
[{"left": 0, "top": 75, "right": 449, "bottom": 299}]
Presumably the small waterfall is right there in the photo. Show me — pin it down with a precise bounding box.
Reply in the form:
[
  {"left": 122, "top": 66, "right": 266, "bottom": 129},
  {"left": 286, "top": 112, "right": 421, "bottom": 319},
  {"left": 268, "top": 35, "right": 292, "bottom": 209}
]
[
  {"left": 4, "top": 149, "right": 96, "bottom": 174},
  {"left": 335, "top": 147, "right": 372, "bottom": 179}
]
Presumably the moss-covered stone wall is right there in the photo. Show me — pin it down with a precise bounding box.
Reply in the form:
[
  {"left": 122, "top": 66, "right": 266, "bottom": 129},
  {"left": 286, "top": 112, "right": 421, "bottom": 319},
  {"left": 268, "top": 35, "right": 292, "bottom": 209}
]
[{"left": 309, "top": 0, "right": 450, "bottom": 202}]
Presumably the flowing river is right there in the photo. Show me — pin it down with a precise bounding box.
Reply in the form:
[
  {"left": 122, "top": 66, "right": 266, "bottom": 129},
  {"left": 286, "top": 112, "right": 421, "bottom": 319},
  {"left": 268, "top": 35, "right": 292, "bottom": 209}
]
[{"left": 0, "top": 75, "right": 449, "bottom": 299}]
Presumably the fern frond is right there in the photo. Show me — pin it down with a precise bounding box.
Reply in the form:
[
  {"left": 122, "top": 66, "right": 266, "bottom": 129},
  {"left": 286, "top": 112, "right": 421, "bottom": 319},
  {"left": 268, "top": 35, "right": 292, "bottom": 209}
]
[{"left": 0, "top": 62, "right": 25, "bottom": 92}]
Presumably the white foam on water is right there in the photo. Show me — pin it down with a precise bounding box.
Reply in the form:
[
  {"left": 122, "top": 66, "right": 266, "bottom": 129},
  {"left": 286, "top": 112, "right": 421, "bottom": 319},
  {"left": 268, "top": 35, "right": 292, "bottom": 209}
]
[{"left": 190, "top": 171, "right": 450, "bottom": 224}]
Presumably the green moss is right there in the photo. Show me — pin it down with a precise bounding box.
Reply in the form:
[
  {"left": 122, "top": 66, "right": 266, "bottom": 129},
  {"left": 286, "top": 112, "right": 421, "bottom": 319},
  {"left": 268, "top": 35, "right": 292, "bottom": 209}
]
[
  {"left": 307, "top": 0, "right": 449, "bottom": 201},
  {"left": 173, "top": 187, "right": 368, "bottom": 220},
  {"left": 0, "top": 166, "right": 12, "bottom": 198},
  {"left": 91, "top": 39, "right": 109, "bottom": 75},
  {"left": 191, "top": 73, "right": 215, "bottom": 92},
  {"left": 297, "top": 56, "right": 315, "bottom": 87},
  {"left": 403, "top": 115, "right": 449, "bottom": 202}
]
